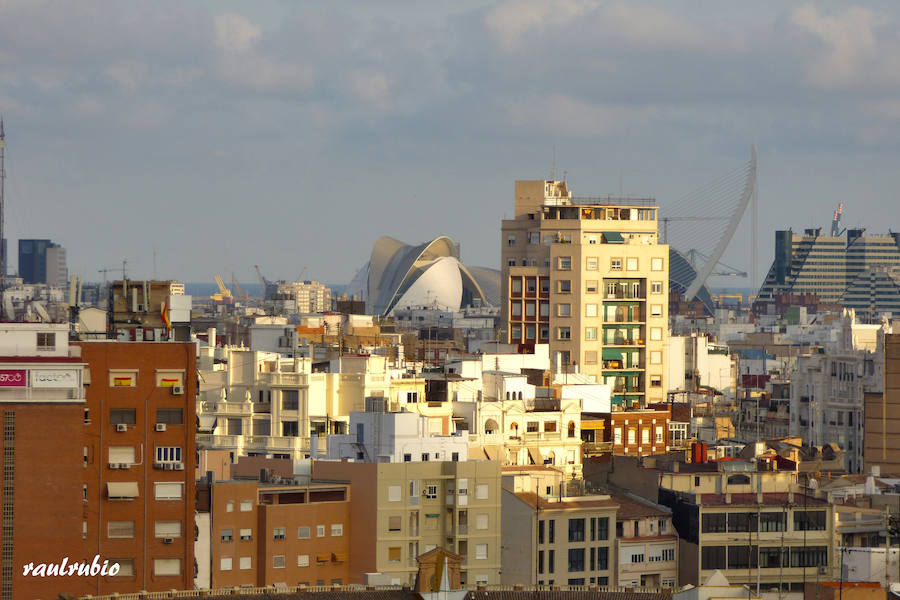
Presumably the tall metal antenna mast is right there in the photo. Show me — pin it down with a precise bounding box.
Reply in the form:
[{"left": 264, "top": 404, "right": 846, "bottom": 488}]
[{"left": 0, "top": 117, "right": 6, "bottom": 316}]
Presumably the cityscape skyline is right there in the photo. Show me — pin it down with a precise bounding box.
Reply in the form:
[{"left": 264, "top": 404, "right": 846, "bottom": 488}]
[{"left": 2, "top": 1, "right": 900, "bottom": 284}]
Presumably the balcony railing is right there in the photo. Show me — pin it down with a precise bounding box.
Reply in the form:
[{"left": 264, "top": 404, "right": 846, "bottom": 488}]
[
  {"left": 259, "top": 372, "right": 307, "bottom": 386},
  {"left": 583, "top": 442, "right": 614, "bottom": 454}
]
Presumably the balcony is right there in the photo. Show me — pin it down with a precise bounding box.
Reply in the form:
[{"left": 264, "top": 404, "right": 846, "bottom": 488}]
[
  {"left": 523, "top": 431, "right": 561, "bottom": 442},
  {"left": 259, "top": 372, "right": 307, "bottom": 386},
  {"left": 583, "top": 441, "right": 614, "bottom": 455},
  {"left": 209, "top": 402, "right": 254, "bottom": 416}
]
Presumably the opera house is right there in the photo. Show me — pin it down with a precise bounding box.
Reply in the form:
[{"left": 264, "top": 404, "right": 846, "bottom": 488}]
[{"left": 347, "top": 236, "right": 500, "bottom": 316}]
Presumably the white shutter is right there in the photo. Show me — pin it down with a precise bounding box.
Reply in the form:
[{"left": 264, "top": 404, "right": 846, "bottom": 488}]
[
  {"left": 155, "top": 520, "right": 182, "bottom": 537},
  {"left": 154, "top": 482, "right": 183, "bottom": 500},
  {"left": 108, "top": 446, "right": 135, "bottom": 464},
  {"left": 153, "top": 558, "right": 181, "bottom": 576},
  {"left": 107, "top": 521, "right": 134, "bottom": 538}
]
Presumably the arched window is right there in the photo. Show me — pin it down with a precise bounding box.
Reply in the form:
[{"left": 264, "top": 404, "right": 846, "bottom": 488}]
[
  {"left": 518, "top": 391, "right": 523, "bottom": 400},
  {"left": 505, "top": 392, "right": 510, "bottom": 400},
  {"left": 510, "top": 422, "right": 519, "bottom": 435},
  {"left": 484, "top": 419, "right": 499, "bottom": 435},
  {"left": 568, "top": 421, "right": 576, "bottom": 438},
  {"left": 727, "top": 474, "right": 750, "bottom": 485}
]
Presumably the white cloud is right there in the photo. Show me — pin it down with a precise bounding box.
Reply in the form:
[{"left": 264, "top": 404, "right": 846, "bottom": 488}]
[
  {"left": 345, "top": 70, "right": 393, "bottom": 111},
  {"left": 215, "top": 13, "right": 261, "bottom": 54},
  {"left": 791, "top": 3, "right": 899, "bottom": 90},
  {"left": 505, "top": 93, "right": 659, "bottom": 137},
  {"left": 484, "top": 0, "right": 598, "bottom": 51}
]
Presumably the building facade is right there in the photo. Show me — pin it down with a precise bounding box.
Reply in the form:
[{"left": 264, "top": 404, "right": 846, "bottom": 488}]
[
  {"left": 501, "top": 180, "right": 669, "bottom": 406},
  {"left": 78, "top": 341, "right": 197, "bottom": 594},
  {"left": 17, "top": 238, "right": 66, "bottom": 285},
  {"left": 865, "top": 334, "right": 900, "bottom": 473},
  {"left": 311, "top": 459, "right": 502, "bottom": 587}
]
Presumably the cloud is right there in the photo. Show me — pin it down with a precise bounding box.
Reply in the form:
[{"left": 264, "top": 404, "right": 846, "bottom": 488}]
[
  {"left": 505, "top": 94, "right": 659, "bottom": 137},
  {"left": 791, "top": 3, "right": 900, "bottom": 90},
  {"left": 215, "top": 13, "right": 261, "bottom": 54},
  {"left": 345, "top": 69, "right": 393, "bottom": 111},
  {"left": 484, "top": 0, "right": 598, "bottom": 51}
]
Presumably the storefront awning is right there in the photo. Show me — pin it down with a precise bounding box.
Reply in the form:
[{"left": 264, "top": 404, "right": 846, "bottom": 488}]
[
  {"left": 603, "top": 231, "right": 624, "bottom": 243},
  {"left": 483, "top": 445, "right": 501, "bottom": 461}
]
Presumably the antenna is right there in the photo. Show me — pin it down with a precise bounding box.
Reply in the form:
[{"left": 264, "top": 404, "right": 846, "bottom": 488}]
[
  {"left": 0, "top": 116, "right": 6, "bottom": 315},
  {"left": 550, "top": 144, "right": 557, "bottom": 180}
]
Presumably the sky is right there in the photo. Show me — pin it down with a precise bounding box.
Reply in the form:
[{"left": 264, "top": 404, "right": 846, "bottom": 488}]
[{"left": 2, "top": 0, "right": 900, "bottom": 290}]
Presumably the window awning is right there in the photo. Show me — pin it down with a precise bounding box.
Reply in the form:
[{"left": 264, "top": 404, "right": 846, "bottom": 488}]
[
  {"left": 527, "top": 446, "right": 544, "bottom": 465},
  {"left": 107, "top": 482, "right": 139, "bottom": 499},
  {"left": 316, "top": 553, "right": 330, "bottom": 563},
  {"left": 483, "top": 445, "right": 501, "bottom": 461},
  {"left": 198, "top": 416, "right": 217, "bottom": 431},
  {"left": 603, "top": 231, "right": 624, "bottom": 243},
  {"left": 332, "top": 553, "right": 347, "bottom": 563}
]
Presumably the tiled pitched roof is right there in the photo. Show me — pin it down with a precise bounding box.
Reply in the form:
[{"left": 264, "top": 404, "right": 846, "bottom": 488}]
[{"left": 466, "top": 590, "right": 673, "bottom": 600}]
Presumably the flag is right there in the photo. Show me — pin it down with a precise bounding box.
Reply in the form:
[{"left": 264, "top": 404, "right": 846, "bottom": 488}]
[{"left": 161, "top": 299, "right": 171, "bottom": 330}]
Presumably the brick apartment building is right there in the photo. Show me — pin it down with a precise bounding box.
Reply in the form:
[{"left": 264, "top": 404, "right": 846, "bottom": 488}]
[
  {"left": 0, "top": 324, "right": 92, "bottom": 600},
  {"left": 77, "top": 341, "right": 197, "bottom": 594},
  {"left": 197, "top": 477, "right": 352, "bottom": 588}
]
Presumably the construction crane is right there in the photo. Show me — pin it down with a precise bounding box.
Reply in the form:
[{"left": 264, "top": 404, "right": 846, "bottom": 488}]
[
  {"left": 227, "top": 269, "right": 247, "bottom": 302},
  {"left": 298, "top": 266, "right": 307, "bottom": 282},
  {"left": 98, "top": 267, "right": 116, "bottom": 285},
  {"left": 212, "top": 274, "right": 233, "bottom": 304},
  {"left": 255, "top": 265, "right": 272, "bottom": 300},
  {"left": 831, "top": 203, "right": 846, "bottom": 236}
]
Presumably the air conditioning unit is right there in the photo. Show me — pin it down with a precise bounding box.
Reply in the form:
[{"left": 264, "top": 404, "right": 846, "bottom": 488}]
[
  {"left": 115, "top": 424, "right": 128, "bottom": 432},
  {"left": 155, "top": 423, "right": 167, "bottom": 432},
  {"left": 162, "top": 537, "right": 173, "bottom": 544},
  {"left": 154, "top": 462, "right": 165, "bottom": 470},
  {"left": 171, "top": 386, "right": 184, "bottom": 396},
  {"left": 108, "top": 462, "right": 118, "bottom": 469},
  {"left": 174, "top": 462, "right": 185, "bottom": 471},
  {"left": 119, "top": 463, "right": 130, "bottom": 470},
  {"left": 164, "top": 463, "right": 175, "bottom": 471}
]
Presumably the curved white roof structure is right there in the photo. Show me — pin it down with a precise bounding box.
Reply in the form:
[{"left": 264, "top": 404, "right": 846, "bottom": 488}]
[{"left": 349, "top": 236, "right": 499, "bottom": 316}]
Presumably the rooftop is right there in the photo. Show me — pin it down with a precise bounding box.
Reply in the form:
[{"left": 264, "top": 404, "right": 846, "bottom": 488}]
[
  {"left": 514, "top": 491, "right": 618, "bottom": 511},
  {"left": 699, "top": 492, "right": 829, "bottom": 507}
]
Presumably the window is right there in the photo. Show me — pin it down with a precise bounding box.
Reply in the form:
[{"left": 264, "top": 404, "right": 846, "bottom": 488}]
[
  {"left": 107, "top": 521, "right": 135, "bottom": 539},
  {"left": 153, "top": 558, "right": 181, "bottom": 576},
  {"left": 701, "top": 546, "right": 726, "bottom": 570},
  {"left": 331, "top": 524, "right": 343, "bottom": 536},
  {"left": 650, "top": 351, "right": 662, "bottom": 364},
  {"left": 156, "top": 408, "right": 183, "bottom": 425},
  {"left": 388, "top": 485, "right": 401, "bottom": 502},
  {"left": 219, "top": 556, "right": 233, "bottom": 571},
  {"left": 650, "top": 327, "right": 662, "bottom": 341},
  {"left": 661, "top": 548, "right": 675, "bottom": 561},
  {"left": 759, "top": 512, "right": 786, "bottom": 532},
  {"left": 585, "top": 280, "right": 598, "bottom": 293},
  {"left": 507, "top": 235, "right": 517, "bottom": 246},
  {"left": 282, "top": 390, "right": 299, "bottom": 410},
  {"left": 728, "top": 513, "right": 757, "bottom": 533},
  {"left": 568, "top": 548, "right": 585, "bottom": 572},
  {"left": 794, "top": 510, "right": 827, "bottom": 531},
  {"left": 240, "top": 528, "right": 252, "bottom": 541},
  {"left": 585, "top": 327, "right": 597, "bottom": 341},
  {"left": 568, "top": 518, "right": 585, "bottom": 542},
  {"left": 476, "top": 514, "right": 489, "bottom": 530},
  {"left": 475, "top": 544, "right": 488, "bottom": 560},
  {"left": 109, "top": 446, "right": 136, "bottom": 465},
  {"left": 626, "top": 257, "right": 638, "bottom": 271},
  {"left": 511, "top": 279, "right": 522, "bottom": 294},
  {"left": 241, "top": 500, "right": 253, "bottom": 512},
  {"left": 651, "top": 257, "right": 663, "bottom": 271},
  {"left": 221, "top": 529, "right": 233, "bottom": 542},
  {"left": 549, "top": 519, "right": 555, "bottom": 543},
  {"left": 282, "top": 421, "right": 299, "bottom": 436},
  {"left": 425, "top": 485, "right": 438, "bottom": 499},
  {"left": 225, "top": 501, "right": 234, "bottom": 512},
  {"left": 317, "top": 525, "right": 326, "bottom": 537},
  {"left": 421, "top": 453, "right": 429, "bottom": 461},
  {"left": 388, "top": 547, "right": 401, "bottom": 562},
  {"left": 273, "top": 555, "right": 285, "bottom": 569},
  {"left": 584, "top": 351, "right": 598, "bottom": 364},
  {"left": 538, "top": 520, "right": 545, "bottom": 544},
  {"left": 476, "top": 484, "right": 489, "bottom": 499},
  {"left": 538, "top": 550, "right": 544, "bottom": 574},
  {"left": 596, "top": 517, "right": 609, "bottom": 540},
  {"left": 297, "top": 526, "right": 311, "bottom": 539},
  {"left": 585, "top": 304, "right": 598, "bottom": 317},
  {"left": 388, "top": 516, "right": 402, "bottom": 531},
  {"left": 651, "top": 281, "right": 663, "bottom": 294},
  {"left": 273, "top": 527, "right": 286, "bottom": 540},
  {"left": 154, "top": 482, "right": 183, "bottom": 500},
  {"left": 511, "top": 302, "right": 522, "bottom": 317},
  {"left": 109, "top": 370, "right": 137, "bottom": 388},
  {"left": 557, "top": 327, "right": 571, "bottom": 340},
  {"left": 641, "top": 428, "right": 650, "bottom": 444},
  {"left": 611, "top": 258, "right": 622, "bottom": 271},
  {"left": 239, "top": 556, "right": 251, "bottom": 570},
  {"left": 110, "top": 409, "right": 136, "bottom": 425},
  {"left": 36, "top": 332, "right": 56, "bottom": 350},
  {"left": 614, "top": 428, "right": 622, "bottom": 445},
  {"left": 627, "top": 429, "right": 636, "bottom": 444},
  {"left": 586, "top": 257, "right": 598, "bottom": 270},
  {"left": 155, "top": 446, "right": 182, "bottom": 464},
  {"left": 631, "top": 553, "right": 644, "bottom": 564},
  {"left": 557, "top": 303, "right": 571, "bottom": 317},
  {"left": 650, "top": 304, "right": 663, "bottom": 317},
  {"left": 791, "top": 546, "right": 828, "bottom": 567},
  {"left": 728, "top": 545, "right": 758, "bottom": 570},
  {"left": 558, "top": 280, "right": 572, "bottom": 293},
  {"left": 597, "top": 546, "right": 609, "bottom": 570},
  {"left": 702, "top": 514, "right": 727, "bottom": 533},
  {"left": 226, "top": 418, "right": 242, "bottom": 435},
  {"left": 155, "top": 520, "right": 182, "bottom": 538},
  {"left": 558, "top": 257, "right": 572, "bottom": 270},
  {"left": 655, "top": 426, "right": 663, "bottom": 443},
  {"left": 540, "top": 302, "right": 550, "bottom": 317}
]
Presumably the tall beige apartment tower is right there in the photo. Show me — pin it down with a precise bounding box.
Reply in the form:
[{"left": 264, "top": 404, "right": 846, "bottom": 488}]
[{"left": 501, "top": 180, "right": 668, "bottom": 406}]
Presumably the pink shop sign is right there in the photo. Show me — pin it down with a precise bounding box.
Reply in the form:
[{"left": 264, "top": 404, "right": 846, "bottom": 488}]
[{"left": 0, "top": 370, "right": 27, "bottom": 387}]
